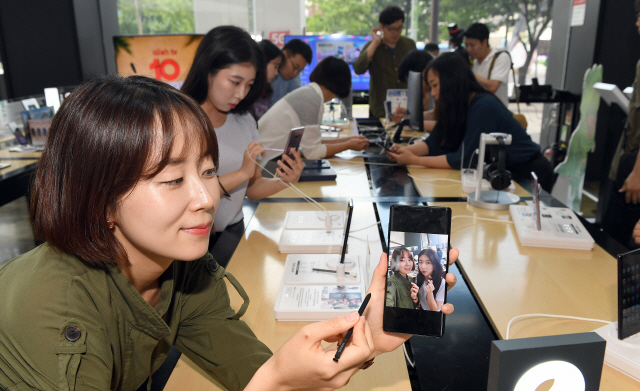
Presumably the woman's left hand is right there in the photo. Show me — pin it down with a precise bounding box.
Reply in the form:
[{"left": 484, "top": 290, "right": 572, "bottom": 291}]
[
  {"left": 385, "top": 148, "right": 417, "bottom": 166},
  {"left": 276, "top": 148, "right": 304, "bottom": 184},
  {"left": 363, "top": 248, "right": 458, "bottom": 358},
  {"left": 410, "top": 282, "right": 419, "bottom": 303}
]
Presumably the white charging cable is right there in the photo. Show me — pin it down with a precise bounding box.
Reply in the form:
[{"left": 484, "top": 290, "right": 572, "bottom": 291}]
[
  {"left": 505, "top": 314, "right": 611, "bottom": 340},
  {"left": 403, "top": 343, "right": 416, "bottom": 368},
  {"left": 249, "top": 154, "right": 332, "bottom": 219},
  {"left": 407, "top": 174, "right": 461, "bottom": 184}
]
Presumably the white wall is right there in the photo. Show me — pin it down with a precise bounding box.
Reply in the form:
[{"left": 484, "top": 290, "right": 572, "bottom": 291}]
[
  {"left": 194, "top": 0, "right": 303, "bottom": 43},
  {"left": 194, "top": 0, "right": 251, "bottom": 33}
]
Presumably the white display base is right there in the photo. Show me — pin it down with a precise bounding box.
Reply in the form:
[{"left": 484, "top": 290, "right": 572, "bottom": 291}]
[
  {"left": 461, "top": 169, "right": 516, "bottom": 194},
  {"left": 594, "top": 322, "right": 640, "bottom": 383},
  {"left": 284, "top": 210, "right": 346, "bottom": 230},
  {"left": 278, "top": 228, "right": 345, "bottom": 254},
  {"left": 320, "top": 131, "right": 340, "bottom": 139},
  {"left": 283, "top": 254, "right": 360, "bottom": 285},
  {"left": 509, "top": 205, "right": 595, "bottom": 250},
  {"left": 0, "top": 163, "right": 10, "bottom": 170},
  {"left": 275, "top": 255, "right": 367, "bottom": 321}
]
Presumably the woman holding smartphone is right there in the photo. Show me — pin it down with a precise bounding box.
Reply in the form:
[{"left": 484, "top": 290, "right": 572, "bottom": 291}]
[
  {"left": 385, "top": 246, "right": 418, "bottom": 309},
  {"left": 258, "top": 56, "right": 369, "bottom": 162},
  {"left": 412, "top": 248, "right": 446, "bottom": 311},
  {"left": 181, "top": 26, "right": 304, "bottom": 262},
  {"left": 386, "top": 52, "right": 554, "bottom": 192},
  {"left": 0, "top": 75, "right": 461, "bottom": 390}
]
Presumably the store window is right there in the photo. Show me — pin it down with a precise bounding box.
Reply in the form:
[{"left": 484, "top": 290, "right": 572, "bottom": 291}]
[{"left": 117, "top": 0, "right": 196, "bottom": 35}]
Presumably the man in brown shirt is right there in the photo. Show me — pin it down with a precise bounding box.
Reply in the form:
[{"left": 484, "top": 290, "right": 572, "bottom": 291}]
[{"left": 353, "top": 5, "right": 416, "bottom": 118}]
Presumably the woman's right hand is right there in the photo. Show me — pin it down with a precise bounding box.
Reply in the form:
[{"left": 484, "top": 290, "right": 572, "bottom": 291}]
[
  {"left": 388, "top": 145, "right": 401, "bottom": 153},
  {"left": 348, "top": 136, "right": 370, "bottom": 151},
  {"left": 425, "top": 280, "right": 435, "bottom": 295},
  {"left": 385, "top": 147, "right": 417, "bottom": 166},
  {"left": 390, "top": 107, "right": 407, "bottom": 124},
  {"left": 241, "top": 141, "right": 265, "bottom": 180},
  {"left": 410, "top": 282, "right": 419, "bottom": 303},
  {"left": 246, "top": 312, "right": 374, "bottom": 391}
]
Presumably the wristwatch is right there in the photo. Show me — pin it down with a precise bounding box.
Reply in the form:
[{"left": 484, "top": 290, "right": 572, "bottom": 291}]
[{"left": 360, "top": 358, "right": 375, "bottom": 370}]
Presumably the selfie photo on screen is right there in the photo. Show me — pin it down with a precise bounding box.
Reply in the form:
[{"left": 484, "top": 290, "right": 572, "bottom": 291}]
[{"left": 386, "top": 233, "right": 448, "bottom": 312}]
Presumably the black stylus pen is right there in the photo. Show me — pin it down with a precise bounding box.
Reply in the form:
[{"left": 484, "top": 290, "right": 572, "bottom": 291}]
[{"left": 333, "top": 292, "right": 371, "bottom": 362}]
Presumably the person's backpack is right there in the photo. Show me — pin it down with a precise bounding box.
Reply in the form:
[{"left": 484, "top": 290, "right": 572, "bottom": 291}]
[{"left": 488, "top": 51, "right": 528, "bottom": 130}]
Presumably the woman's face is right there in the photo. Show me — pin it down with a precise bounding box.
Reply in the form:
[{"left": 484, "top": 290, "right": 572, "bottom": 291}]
[
  {"left": 111, "top": 129, "right": 219, "bottom": 267},
  {"left": 266, "top": 57, "right": 282, "bottom": 83},
  {"left": 397, "top": 250, "right": 413, "bottom": 277},
  {"left": 427, "top": 68, "right": 440, "bottom": 103},
  {"left": 418, "top": 254, "right": 433, "bottom": 278},
  {"left": 207, "top": 62, "right": 256, "bottom": 113}
]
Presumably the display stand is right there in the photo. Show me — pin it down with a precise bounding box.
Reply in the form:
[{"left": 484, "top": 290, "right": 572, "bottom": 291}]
[
  {"left": 278, "top": 201, "right": 352, "bottom": 253},
  {"left": 594, "top": 322, "right": 640, "bottom": 383},
  {"left": 467, "top": 133, "right": 520, "bottom": 210},
  {"left": 509, "top": 204, "right": 594, "bottom": 250},
  {"left": 275, "top": 204, "right": 372, "bottom": 321}
]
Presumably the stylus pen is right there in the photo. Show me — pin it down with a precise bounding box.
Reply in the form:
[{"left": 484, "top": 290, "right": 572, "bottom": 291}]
[
  {"left": 263, "top": 148, "right": 284, "bottom": 152},
  {"left": 312, "top": 268, "right": 354, "bottom": 276},
  {"left": 333, "top": 293, "right": 371, "bottom": 362}
]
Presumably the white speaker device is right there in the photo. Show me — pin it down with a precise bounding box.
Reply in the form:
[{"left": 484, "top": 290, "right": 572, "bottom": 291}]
[{"left": 278, "top": 200, "right": 353, "bottom": 253}]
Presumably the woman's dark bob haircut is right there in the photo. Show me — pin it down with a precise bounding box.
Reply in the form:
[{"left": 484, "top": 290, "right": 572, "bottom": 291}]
[
  {"left": 31, "top": 75, "right": 218, "bottom": 267},
  {"left": 181, "top": 25, "right": 266, "bottom": 115},
  {"left": 309, "top": 57, "right": 352, "bottom": 99},
  {"left": 390, "top": 246, "right": 414, "bottom": 273}
]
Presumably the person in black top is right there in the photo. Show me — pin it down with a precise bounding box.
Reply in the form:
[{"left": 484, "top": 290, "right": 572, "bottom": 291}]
[{"left": 386, "top": 52, "right": 554, "bottom": 192}]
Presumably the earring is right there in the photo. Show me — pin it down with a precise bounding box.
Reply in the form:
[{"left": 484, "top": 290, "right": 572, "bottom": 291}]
[{"left": 107, "top": 220, "right": 115, "bottom": 229}]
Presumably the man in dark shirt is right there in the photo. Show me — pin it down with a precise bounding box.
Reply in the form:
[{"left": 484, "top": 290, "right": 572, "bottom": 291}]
[{"left": 353, "top": 5, "right": 416, "bottom": 118}]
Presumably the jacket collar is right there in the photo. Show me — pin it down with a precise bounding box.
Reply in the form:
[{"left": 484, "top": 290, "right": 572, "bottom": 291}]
[{"left": 106, "top": 263, "right": 173, "bottom": 340}]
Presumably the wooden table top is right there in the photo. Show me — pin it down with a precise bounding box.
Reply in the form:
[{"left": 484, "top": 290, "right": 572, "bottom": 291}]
[
  {"left": 408, "top": 166, "right": 530, "bottom": 198},
  {"left": 166, "top": 202, "right": 411, "bottom": 391},
  {"left": 0, "top": 147, "right": 43, "bottom": 160},
  {"left": 0, "top": 158, "right": 38, "bottom": 179},
  {"left": 433, "top": 202, "right": 639, "bottom": 390}
]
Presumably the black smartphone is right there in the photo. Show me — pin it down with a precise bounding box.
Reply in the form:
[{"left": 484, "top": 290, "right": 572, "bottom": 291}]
[
  {"left": 384, "top": 205, "right": 452, "bottom": 337},
  {"left": 618, "top": 248, "right": 640, "bottom": 340},
  {"left": 281, "top": 127, "right": 305, "bottom": 168},
  {"left": 376, "top": 141, "right": 393, "bottom": 153}
]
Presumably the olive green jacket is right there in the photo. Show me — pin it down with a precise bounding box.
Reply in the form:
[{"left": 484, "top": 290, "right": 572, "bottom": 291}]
[
  {"left": 385, "top": 272, "right": 416, "bottom": 309},
  {"left": 610, "top": 59, "right": 640, "bottom": 180},
  {"left": 0, "top": 243, "right": 272, "bottom": 391},
  {"left": 353, "top": 36, "right": 416, "bottom": 118}
]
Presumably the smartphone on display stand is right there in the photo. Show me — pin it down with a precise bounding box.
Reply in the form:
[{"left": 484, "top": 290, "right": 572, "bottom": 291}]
[
  {"left": 618, "top": 248, "right": 640, "bottom": 340},
  {"left": 281, "top": 127, "right": 305, "bottom": 168},
  {"left": 384, "top": 205, "right": 452, "bottom": 337}
]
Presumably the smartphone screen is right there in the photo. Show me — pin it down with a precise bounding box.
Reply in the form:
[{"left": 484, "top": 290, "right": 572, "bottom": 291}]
[
  {"left": 281, "top": 127, "right": 305, "bottom": 168},
  {"left": 619, "top": 248, "right": 640, "bottom": 339},
  {"left": 383, "top": 205, "right": 451, "bottom": 337}
]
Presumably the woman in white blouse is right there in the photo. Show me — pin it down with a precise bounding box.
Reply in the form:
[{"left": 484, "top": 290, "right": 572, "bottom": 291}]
[
  {"left": 258, "top": 56, "right": 369, "bottom": 162},
  {"left": 412, "top": 248, "right": 446, "bottom": 311}
]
